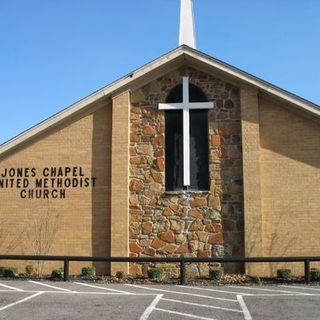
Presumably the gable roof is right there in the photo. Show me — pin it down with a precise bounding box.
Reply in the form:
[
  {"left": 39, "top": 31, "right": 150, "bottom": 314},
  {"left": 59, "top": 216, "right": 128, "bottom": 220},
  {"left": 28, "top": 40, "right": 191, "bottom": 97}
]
[{"left": 1, "top": 45, "right": 319, "bottom": 156}]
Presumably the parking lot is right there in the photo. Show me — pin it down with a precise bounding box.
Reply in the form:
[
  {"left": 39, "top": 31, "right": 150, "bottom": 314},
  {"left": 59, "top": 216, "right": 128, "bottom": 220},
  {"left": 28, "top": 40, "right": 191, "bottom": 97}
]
[{"left": 0, "top": 280, "right": 320, "bottom": 320}]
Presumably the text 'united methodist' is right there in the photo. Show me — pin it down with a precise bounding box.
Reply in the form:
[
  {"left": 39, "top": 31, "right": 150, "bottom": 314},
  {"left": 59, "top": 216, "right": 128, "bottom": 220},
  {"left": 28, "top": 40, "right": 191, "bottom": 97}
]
[{"left": 0, "top": 166, "right": 97, "bottom": 199}]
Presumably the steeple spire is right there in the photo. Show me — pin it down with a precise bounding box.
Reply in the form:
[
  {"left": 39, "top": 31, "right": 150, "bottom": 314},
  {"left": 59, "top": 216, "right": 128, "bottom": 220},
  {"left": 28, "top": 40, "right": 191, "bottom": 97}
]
[{"left": 179, "top": 0, "right": 196, "bottom": 49}]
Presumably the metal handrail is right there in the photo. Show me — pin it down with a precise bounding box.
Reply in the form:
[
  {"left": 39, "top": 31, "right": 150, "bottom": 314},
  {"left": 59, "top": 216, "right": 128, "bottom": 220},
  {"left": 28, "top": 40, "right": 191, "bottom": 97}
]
[{"left": 0, "top": 254, "right": 319, "bottom": 284}]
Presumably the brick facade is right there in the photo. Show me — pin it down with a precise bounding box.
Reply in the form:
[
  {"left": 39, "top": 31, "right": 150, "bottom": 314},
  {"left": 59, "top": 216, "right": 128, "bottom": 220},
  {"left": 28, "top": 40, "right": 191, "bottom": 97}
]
[
  {"left": 259, "top": 97, "right": 320, "bottom": 275},
  {"left": 240, "top": 85, "right": 263, "bottom": 275},
  {"left": 0, "top": 103, "right": 112, "bottom": 275},
  {"left": 0, "top": 60, "right": 319, "bottom": 278},
  {"left": 110, "top": 91, "right": 130, "bottom": 274}
]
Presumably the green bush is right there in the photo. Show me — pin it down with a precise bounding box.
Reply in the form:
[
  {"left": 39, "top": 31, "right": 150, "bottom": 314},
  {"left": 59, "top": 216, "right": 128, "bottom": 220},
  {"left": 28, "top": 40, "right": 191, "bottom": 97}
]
[
  {"left": 209, "top": 268, "right": 224, "bottom": 281},
  {"left": 277, "top": 269, "right": 292, "bottom": 280},
  {"left": 81, "top": 266, "right": 96, "bottom": 277},
  {"left": 0, "top": 267, "right": 5, "bottom": 276},
  {"left": 2, "top": 267, "right": 18, "bottom": 278},
  {"left": 115, "top": 271, "right": 124, "bottom": 279},
  {"left": 311, "top": 269, "right": 320, "bottom": 281},
  {"left": 51, "top": 268, "right": 64, "bottom": 280},
  {"left": 25, "top": 265, "right": 34, "bottom": 275},
  {"left": 147, "top": 268, "right": 164, "bottom": 280}
]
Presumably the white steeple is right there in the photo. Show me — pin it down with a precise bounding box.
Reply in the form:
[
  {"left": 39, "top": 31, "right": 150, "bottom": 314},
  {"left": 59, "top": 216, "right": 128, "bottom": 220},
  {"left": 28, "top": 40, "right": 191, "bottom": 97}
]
[{"left": 179, "top": 0, "right": 196, "bottom": 49}]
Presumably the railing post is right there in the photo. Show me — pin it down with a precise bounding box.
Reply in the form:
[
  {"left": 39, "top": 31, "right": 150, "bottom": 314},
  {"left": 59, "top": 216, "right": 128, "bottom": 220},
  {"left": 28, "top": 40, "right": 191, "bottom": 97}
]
[
  {"left": 304, "top": 260, "right": 310, "bottom": 284},
  {"left": 64, "top": 259, "right": 69, "bottom": 282},
  {"left": 180, "top": 255, "right": 186, "bottom": 285}
]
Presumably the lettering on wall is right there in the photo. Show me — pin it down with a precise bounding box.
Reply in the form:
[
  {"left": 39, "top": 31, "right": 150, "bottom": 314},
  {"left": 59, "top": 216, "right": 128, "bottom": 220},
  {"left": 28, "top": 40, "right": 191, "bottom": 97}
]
[{"left": 0, "top": 167, "right": 97, "bottom": 199}]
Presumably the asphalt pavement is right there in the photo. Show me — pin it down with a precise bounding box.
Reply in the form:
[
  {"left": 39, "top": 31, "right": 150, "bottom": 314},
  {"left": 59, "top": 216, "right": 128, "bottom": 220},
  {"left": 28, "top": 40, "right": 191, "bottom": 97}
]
[{"left": 0, "top": 280, "right": 320, "bottom": 319}]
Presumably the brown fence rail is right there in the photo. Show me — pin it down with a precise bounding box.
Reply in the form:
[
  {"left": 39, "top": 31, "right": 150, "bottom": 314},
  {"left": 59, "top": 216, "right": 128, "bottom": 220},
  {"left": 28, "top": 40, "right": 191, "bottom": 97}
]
[{"left": 0, "top": 255, "right": 319, "bottom": 284}]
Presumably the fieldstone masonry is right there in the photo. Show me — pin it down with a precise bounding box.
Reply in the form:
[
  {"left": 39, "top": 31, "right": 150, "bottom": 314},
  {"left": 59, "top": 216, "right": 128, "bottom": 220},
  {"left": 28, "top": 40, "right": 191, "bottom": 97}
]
[{"left": 129, "top": 67, "right": 244, "bottom": 275}]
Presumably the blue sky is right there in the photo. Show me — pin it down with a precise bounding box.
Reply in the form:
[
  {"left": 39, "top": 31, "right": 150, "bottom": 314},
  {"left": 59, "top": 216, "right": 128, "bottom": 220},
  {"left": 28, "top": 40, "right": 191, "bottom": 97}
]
[{"left": 0, "top": 0, "right": 319, "bottom": 144}]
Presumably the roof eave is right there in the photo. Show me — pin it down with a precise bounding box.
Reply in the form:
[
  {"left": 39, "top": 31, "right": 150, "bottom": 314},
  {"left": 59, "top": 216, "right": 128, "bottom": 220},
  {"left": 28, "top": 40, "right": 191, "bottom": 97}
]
[
  {"left": 183, "top": 46, "right": 320, "bottom": 117},
  {"left": 1, "top": 45, "right": 319, "bottom": 156},
  {"left": 0, "top": 47, "right": 187, "bottom": 156}
]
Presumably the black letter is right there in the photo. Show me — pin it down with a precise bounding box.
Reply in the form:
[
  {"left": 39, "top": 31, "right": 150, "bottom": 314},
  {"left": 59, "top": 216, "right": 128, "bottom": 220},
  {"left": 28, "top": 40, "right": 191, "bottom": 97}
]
[
  {"left": 65, "top": 167, "right": 71, "bottom": 176},
  {"left": 44, "top": 189, "right": 49, "bottom": 198},
  {"left": 60, "top": 189, "right": 66, "bottom": 199},
  {"left": 35, "top": 179, "right": 42, "bottom": 188},
  {"left": 43, "top": 168, "right": 49, "bottom": 177},
  {"left": 79, "top": 167, "right": 85, "bottom": 176},
  {"left": 1, "top": 169, "right": 7, "bottom": 178},
  {"left": 31, "top": 168, "right": 36, "bottom": 177},
  {"left": 23, "top": 179, "right": 29, "bottom": 188}
]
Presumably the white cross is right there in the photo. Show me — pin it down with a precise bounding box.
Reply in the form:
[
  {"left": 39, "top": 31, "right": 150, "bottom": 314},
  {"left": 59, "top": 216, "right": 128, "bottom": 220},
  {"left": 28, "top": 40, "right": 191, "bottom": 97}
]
[{"left": 159, "top": 77, "right": 214, "bottom": 187}]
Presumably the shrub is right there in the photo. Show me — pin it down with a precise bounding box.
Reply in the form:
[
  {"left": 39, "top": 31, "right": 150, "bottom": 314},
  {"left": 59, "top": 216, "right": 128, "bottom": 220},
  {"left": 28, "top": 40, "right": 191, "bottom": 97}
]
[
  {"left": 209, "top": 268, "right": 224, "bottom": 281},
  {"left": 147, "top": 268, "right": 164, "bottom": 280},
  {"left": 277, "top": 269, "right": 292, "bottom": 280},
  {"left": 51, "top": 268, "right": 64, "bottom": 280},
  {"left": 311, "top": 269, "right": 320, "bottom": 281},
  {"left": 115, "top": 271, "right": 124, "bottom": 279},
  {"left": 0, "top": 267, "right": 5, "bottom": 276},
  {"left": 25, "top": 265, "right": 34, "bottom": 275},
  {"left": 3, "top": 267, "right": 18, "bottom": 278},
  {"left": 81, "top": 266, "right": 96, "bottom": 277}
]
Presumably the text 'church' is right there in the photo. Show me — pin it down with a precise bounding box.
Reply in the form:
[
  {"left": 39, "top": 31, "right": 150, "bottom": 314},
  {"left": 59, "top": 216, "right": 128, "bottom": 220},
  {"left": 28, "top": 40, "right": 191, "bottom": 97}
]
[{"left": 0, "top": 1, "right": 320, "bottom": 277}]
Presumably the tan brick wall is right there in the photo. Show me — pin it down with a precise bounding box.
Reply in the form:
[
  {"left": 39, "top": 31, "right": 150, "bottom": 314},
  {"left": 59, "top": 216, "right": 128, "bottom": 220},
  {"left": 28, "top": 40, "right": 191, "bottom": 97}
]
[
  {"left": 240, "top": 86, "right": 264, "bottom": 275},
  {"left": 0, "top": 103, "right": 112, "bottom": 275},
  {"left": 1, "top": 71, "right": 319, "bottom": 280},
  {"left": 260, "top": 97, "right": 320, "bottom": 276},
  {"left": 110, "top": 91, "right": 130, "bottom": 274}
]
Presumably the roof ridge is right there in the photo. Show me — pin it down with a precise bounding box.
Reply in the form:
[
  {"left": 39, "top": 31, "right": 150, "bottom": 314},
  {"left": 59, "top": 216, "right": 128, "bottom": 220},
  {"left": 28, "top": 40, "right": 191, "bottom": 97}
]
[{"left": 1, "top": 46, "right": 319, "bottom": 156}]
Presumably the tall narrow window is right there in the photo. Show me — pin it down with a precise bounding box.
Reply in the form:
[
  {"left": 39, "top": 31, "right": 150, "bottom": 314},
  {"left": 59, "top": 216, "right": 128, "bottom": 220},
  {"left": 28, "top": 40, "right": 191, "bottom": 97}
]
[{"left": 165, "top": 83, "right": 209, "bottom": 190}]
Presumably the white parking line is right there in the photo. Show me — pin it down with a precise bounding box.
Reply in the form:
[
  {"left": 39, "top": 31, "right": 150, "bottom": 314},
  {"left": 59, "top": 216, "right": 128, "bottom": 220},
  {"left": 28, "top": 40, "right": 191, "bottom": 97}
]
[
  {"left": 237, "top": 295, "right": 252, "bottom": 320},
  {"left": 0, "top": 289, "right": 157, "bottom": 295},
  {"left": 154, "top": 307, "right": 218, "bottom": 320},
  {"left": 177, "top": 285, "right": 253, "bottom": 296},
  {"left": 242, "top": 293, "right": 312, "bottom": 297},
  {"left": 74, "top": 282, "right": 134, "bottom": 294},
  {"left": 125, "top": 284, "right": 238, "bottom": 302},
  {"left": 28, "top": 280, "right": 73, "bottom": 292},
  {"left": 0, "top": 283, "right": 23, "bottom": 291},
  {"left": 162, "top": 298, "right": 243, "bottom": 313},
  {"left": 139, "top": 294, "right": 163, "bottom": 320},
  {"left": 228, "top": 285, "right": 308, "bottom": 295},
  {"left": 282, "top": 285, "right": 320, "bottom": 292},
  {"left": 0, "top": 292, "right": 44, "bottom": 312}
]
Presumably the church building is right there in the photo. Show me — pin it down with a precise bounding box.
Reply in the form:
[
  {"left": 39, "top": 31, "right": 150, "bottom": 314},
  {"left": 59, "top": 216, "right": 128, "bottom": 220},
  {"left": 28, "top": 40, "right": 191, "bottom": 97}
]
[{"left": 1, "top": 0, "right": 320, "bottom": 277}]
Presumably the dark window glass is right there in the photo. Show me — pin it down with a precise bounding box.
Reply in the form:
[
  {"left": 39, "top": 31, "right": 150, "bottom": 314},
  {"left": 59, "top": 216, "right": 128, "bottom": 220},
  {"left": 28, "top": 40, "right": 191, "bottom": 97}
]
[
  {"left": 165, "top": 83, "right": 209, "bottom": 191},
  {"left": 165, "top": 110, "right": 183, "bottom": 190},
  {"left": 190, "top": 109, "right": 209, "bottom": 190}
]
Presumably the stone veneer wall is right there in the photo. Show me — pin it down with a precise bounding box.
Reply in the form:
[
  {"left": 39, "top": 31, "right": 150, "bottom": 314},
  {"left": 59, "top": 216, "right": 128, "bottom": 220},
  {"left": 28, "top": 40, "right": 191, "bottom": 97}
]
[{"left": 129, "top": 67, "right": 243, "bottom": 276}]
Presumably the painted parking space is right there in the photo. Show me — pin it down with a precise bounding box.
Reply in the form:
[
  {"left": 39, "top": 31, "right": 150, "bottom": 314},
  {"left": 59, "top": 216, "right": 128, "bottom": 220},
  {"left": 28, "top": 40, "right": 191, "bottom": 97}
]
[
  {"left": 123, "top": 284, "right": 320, "bottom": 320},
  {"left": 242, "top": 295, "right": 320, "bottom": 320},
  {"left": 0, "top": 282, "right": 24, "bottom": 292},
  {"left": 0, "top": 292, "right": 32, "bottom": 309},
  {"left": 0, "top": 281, "right": 320, "bottom": 319},
  {"left": 0, "top": 292, "right": 157, "bottom": 320}
]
